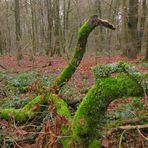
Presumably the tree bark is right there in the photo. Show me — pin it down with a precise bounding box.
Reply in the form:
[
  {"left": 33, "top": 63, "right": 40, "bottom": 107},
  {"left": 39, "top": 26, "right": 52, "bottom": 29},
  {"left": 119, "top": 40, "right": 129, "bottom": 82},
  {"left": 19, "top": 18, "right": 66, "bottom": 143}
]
[
  {"left": 51, "top": 0, "right": 61, "bottom": 56},
  {"left": 127, "top": 0, "right": 139, "bottom": 59},
  {"left": 46, "top": 0, "right": 52, "bottom": 56},
  {"left": 0, "top": 30, "right": 3, "bottom": 55},
  {"left": 121, "top": 0, "right": 128, "bottom": 56},
  {"left": 145, "top": 34, "right": 148, "bottom": 60},
  {"left": 14, "top": 0, "right": 23, "bottom": 65},
  {"left": 137, "top": 0, "right": 147, "bottom": 53},
  {"left": 5, "top": 0, "right": 11, "bottom": 54}
]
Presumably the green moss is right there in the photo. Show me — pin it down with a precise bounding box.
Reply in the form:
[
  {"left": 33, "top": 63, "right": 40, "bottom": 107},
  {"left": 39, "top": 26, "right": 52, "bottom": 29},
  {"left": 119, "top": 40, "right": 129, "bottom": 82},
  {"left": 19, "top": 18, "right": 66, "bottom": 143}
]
[
  {"left": 52, "top": 18, "right": 97, "bottom": 89},
  {"left": 104, "top": 118, "right": 124, "bottom": 130},
  {"left": 93, "top": 61, "right": 148, "bottom": 92},
  {"left": 51, "top": 94, "right": 71, "bottom": 119},
  {"left": 0, "top": 108, "right": 32, "bottom": 122},
  {"left": 50, "top": 94, "right": 71, "bottom": 148},
  {"left": 23, "top": 95, "right": 44, "bottom": 110},
  {"left": 72, "top": 75, "right": 144, "bottom": 146},
  {"left": 0, "top": 95, "right": 48, "bottom": 122},
  {"left": 77, "top": 20, "right": 95, "bottom": 39},
  {"left": 88, "top": 139, "right": 101, "bottom": 148}
]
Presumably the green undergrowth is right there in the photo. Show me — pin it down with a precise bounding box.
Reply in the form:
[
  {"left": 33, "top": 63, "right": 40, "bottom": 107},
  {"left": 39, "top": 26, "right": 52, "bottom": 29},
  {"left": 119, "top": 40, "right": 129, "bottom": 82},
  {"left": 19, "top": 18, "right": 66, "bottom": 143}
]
[
  {"left": 0, "top": 71, "right": 55, "bottom": 94},
  {"left": 105, "top": 97, "right": 148, "bottom": 131},
  {"left": 0, "top": 71, "right": 55, "bottom": 109}
]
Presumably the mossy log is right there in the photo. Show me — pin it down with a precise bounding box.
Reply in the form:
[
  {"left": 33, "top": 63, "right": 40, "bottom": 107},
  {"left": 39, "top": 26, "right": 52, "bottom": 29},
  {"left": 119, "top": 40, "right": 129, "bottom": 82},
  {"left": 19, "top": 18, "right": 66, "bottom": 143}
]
[
  {"left": 72, "top": 62, "right": 148, "bottom": 147},
  {"left": 0, "top": 96, "right": 46, "bottom": 122}
]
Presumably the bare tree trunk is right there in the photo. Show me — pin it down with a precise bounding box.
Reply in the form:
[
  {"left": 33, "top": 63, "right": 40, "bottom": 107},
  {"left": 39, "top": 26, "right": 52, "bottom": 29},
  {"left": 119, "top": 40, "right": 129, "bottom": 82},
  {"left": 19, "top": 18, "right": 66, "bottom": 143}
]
[
  {"left": 137, "top": 0, "right": 147, "bottom": 53},
  {"left": 95, "top": 0, "right": 104, "bottom": 52},
  {"left": 107, "top": 0, "right": 113, "bottom": 53},
  {"left": 0, "top": 30, "right": 3, "bottom": 55},
  {"left": 52, "top": 0, "right": 61, "bottom": 56},
  {"left": 145, "top": 46, "right": 148, "bottom": 60},
  {"left": 46, "top": 0, "right": 52, "bottom": 56},
  {"left": 62, "top": 0, "right": 66, "bottom": 53},
  {"left": 127, "top": 0, "right": 139, "bottom": 59},
  {"left": 38, "top": 0, "right": 45, "bottom": 53},
  {"left": 64, "top": 0, "right": 71, "bottom": 55},
  {"left": 30, "top": 0, "right": 37, "bottom": 65},
  {"left": 66, "top": 0, "right": 70, "bottom": 31},
  {"left": 5, "top": 0, "right": 11, "bottom": 54},
  {"left": 121, "top": 0, "right": 128, "bottom": 56},
  {"left": 145, "top": 22, "right": 148, "bottom": 60},
  {"left": 14, "top": 0, "right": 23, "bottom": 65}
]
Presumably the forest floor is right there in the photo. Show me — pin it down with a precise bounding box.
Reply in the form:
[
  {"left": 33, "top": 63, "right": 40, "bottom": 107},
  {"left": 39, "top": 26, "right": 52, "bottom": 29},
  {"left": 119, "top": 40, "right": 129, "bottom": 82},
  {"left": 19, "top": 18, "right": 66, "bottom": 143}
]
[
  {"left": 0, "top": 54, "right": 147, "bottom": 82},
  {"left": 0, "top": 54, "right": 148, "bottom": 147}
]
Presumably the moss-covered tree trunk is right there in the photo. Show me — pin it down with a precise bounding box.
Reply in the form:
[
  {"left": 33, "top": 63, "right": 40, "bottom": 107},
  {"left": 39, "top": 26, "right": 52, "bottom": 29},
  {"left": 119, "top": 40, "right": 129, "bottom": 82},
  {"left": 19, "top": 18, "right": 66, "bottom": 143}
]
[
  {"left": 72, "top": 62, "right": 148, "bottom": 147},
  {"left": 72, "top": 76, "right": 145, "bottom": 146},
  {"left": 52, "top": 15, "right": 115, "bottom": 89}
]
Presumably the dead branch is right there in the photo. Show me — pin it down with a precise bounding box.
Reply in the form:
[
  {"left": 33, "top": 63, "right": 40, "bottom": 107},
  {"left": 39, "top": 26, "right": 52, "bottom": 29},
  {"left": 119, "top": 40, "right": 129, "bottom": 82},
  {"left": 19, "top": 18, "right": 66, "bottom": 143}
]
[
  {"left": 107, "top": 124, "right": 148, "bottom": 136},
  {"left": 0, "top": 64, "right": 7, "bottom": 70}
]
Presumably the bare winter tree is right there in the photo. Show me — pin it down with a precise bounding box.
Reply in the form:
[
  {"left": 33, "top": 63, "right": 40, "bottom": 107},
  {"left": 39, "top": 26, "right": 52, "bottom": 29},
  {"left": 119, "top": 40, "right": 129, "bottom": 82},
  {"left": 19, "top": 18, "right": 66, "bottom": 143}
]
[
  {"left": 14, "top": 0, "right": 23, "bottom": 65},
  {"left": 127, "top": 0, "right": 139, "bottom": 59}
]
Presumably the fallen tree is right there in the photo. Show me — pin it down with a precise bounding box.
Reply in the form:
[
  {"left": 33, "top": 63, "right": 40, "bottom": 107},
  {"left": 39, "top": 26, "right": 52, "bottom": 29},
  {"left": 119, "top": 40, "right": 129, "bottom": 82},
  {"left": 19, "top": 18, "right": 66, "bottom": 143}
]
[
  {"left": 0, "top": 15, "right": 147, "bottom": 147},
  {"left": 72, "top": 62, "right": 148, "bottom": 147},
  {"left": 0, "top": 15, "right": 115, "bottom": 122}
]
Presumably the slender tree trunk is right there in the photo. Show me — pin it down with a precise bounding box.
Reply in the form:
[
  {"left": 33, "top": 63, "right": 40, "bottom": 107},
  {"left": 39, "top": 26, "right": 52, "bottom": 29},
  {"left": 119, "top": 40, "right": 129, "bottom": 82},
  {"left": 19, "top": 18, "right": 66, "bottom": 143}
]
[
  {"left": 30, "top": 0, "right": 38, "bottom": 66},
  {"left": 62, "top": 0, "right": 66, "bottom": 53},
  {"left": 127, "top": 0, "right": 139, "bottom": 59},
  {"left": 5, "top": 0, "right": 11, "bottom": 54},
  {"left": 62, "top": 0, "right": 71, "bottom": 55},
  {"left": 145, "top": 46, "right": 148, "bottom": 60},
  {"left": 30, "top": 0, "right": 36, "bottom": 56},
  {"left": 46, "top": 0, "right": 52, "bottom": 56},
  {"left": 14, "top": 0, "right": 23, "bottom": 65},
  {"left": 107, "top": 0, "right": 113, "bottom": 52},
  {"left": 34, "top": 1, "right": 39, "bottom": 52},
  {"left": 64, "top": 0, "right": 71, "bottom": 55},
  {"left": 0, "top": 30, "right": 3, "bottom": 55},
  {"left": 121, "top": 0, "right": 128, "bottom": 56},
  {"left": 38, "top": 0, "right": 45, "bottom": 53},
  {"left": 145, "top": 23, "right": 148, "bottom": 59},
  {"left": 137, "top": 0, "right": 147, "bottom": 53},
  {"left": 52, "top": 0, "right": 61, "bottom": 56},
  {"left": 66, "top": 0, "right": 70, "bottom": 31},
  {"left": 95, "top": 0, "right": 104, "bottom": 52}
]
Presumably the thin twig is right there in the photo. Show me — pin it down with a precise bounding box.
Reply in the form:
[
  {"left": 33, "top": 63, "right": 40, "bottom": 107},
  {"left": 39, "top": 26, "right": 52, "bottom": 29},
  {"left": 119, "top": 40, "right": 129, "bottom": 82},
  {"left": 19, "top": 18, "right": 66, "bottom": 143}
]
[
  {"left": 108, "top": 124, "right": 148, "bottom": 135},
  {"left": 137, "top": 128, "right": 148, "bottom": 141},
  {"left": 118, "top": 130, "right": 127, "bottom": 148}
]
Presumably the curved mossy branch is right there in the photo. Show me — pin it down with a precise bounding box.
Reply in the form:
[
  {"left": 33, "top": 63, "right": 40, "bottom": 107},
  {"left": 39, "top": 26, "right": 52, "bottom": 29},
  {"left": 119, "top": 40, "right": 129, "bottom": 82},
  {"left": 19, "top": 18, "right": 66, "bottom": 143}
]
[
  {"left": 50, "top": 94, "right": 71, "bottom": 148},
  {"left": 52, "top": 15, "right": 115, "bottom": 89},
  {"left": 93, "top": 61, "right": 148, "bottom": 91},
  {"left": 0, "top": 95, "right": 47, "bottom": 122},
  {"left": 72, "top": 75, "right": 146, "bottom": 146},
  {"left": 51, "top": 94, "right": 71, "bottom": 119},
  {"left": 0, "top": 94, "right": 71, "bottom": 123},
  {"left": 72, "top": 62, "right": 148, "bottom": 146}
]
